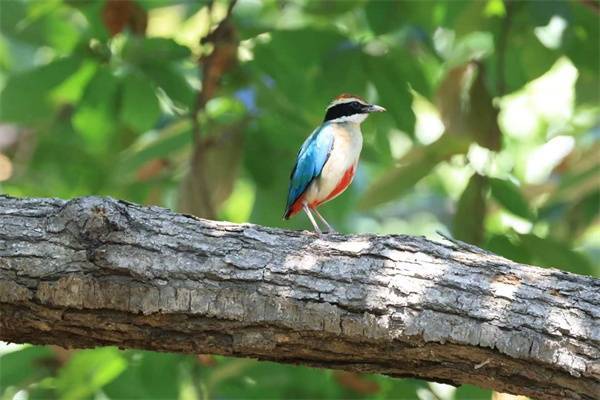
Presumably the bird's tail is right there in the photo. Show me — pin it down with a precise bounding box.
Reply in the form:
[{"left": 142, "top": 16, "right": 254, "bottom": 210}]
[{"left": 283, "top": 196, "right": 304, "bottom": 220}]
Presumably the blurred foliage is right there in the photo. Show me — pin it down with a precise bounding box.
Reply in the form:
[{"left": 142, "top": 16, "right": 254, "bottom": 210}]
[{"left": 0, "top": 0, "right": 598, "bottom": 399}]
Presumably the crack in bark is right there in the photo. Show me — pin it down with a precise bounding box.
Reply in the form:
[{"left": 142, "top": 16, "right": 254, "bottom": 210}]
[{"left": 0, "top": 195, "right": 598, "bottom": 400}]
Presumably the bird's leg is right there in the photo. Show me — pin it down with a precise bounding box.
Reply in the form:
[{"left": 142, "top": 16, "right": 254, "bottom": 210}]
[
  {"left": 303, "top": 204, "right": 322, "bottom": 234},
  {"left": 313, "top": 208, "right": 336, "bottom": 233}
]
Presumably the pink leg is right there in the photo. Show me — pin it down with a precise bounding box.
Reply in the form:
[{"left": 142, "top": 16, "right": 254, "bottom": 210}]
[
  {"left": 313, "top": 208, "right": 335, "bottom": 233},
  {"left": 303, "top": 204, "right": 321, "bottom": 234}
]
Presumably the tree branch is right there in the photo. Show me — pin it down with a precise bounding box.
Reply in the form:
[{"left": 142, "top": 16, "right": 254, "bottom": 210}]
[{"left": 0, "top": 196, "right": 598, "bottom": 399}]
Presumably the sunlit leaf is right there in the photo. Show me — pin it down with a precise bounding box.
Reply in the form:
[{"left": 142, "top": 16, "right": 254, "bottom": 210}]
[
  {"left": 453, "top": 173, "right": 488, "bottom": 245},
  {"left": 55, "top": 348, "right": 127, "bottom": 400},
  {"left": 446, "top": 31, "right": 493, "bottom": 67},
  {"left": 220, "top": 178, "right": 255, "bottom": 223},
  {"left": 72, "top": 67, "right": 120, "bottom": 148},
  {"left": 51, "top": 60, "right": 98, "bottom": 104},
  {"left": 489, "top": 177, "right": 534, "bottom": 220}
]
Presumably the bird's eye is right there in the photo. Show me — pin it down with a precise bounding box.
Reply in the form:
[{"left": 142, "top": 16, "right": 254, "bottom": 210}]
[{"left": 351, "top": 101, "right": 360, "bottom": 109}]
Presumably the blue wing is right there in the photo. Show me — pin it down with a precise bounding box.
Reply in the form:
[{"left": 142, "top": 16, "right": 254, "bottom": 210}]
[{"left": 283, "top": 124, "right": 335, "bottom": 218}]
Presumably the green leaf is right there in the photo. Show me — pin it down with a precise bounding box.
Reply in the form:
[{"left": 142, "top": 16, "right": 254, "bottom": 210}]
[
  {"left": 519, "top": 234, "right": 594, "bottom": 275},
  {"left": 359, "top": 158, "right": 434, "bottom": 210},
  {"left": 66, "top": 0, "right": 109, "bottom": 41},
  {"left": 499, "top": 15, "right": 559, "bottom": 94},
  {"left": 72, "top": 67, "right": 120, "bottom": 147},
  {"left": 122, "top": 37, "right": 191, "bottom": 66},
  {"left": 365, "top": 1, "right": 465, "bottom": 35},
  {"left": 120, "top": 72, "right": 160, "bottom": 133},
  {"left": 0, "top": 56, "right": 81, "bottom": 124},
  {"left": 232, "top": 0, "right": 281, "bottom": 39},
  {"left": 489, "top": 177, "right": 534, "bottom": 220},
  {"left": 563, "top": 190, "right": 600, "bottom": 239},
  {"left": 51, "top": 60, "right": 98, "bottom": 104},
  {"left": 436, "top": 61, "right": 502, "bottom": 150},
  {"left": 137, "top": 0, "right": 208, "bottom": 10},
  {"left": 55, "top": 348, "right": 127, "bottom": 400},
  {"left": 0, "top": 0, "right": 27, "bottom": 38},
  {"left": 566, "top": 2, "right": 599, "bottom": 104},
  {"left": 550, "top": 157, "right": 600, "bottom": 204},
  {"left": 453, "top": 173, "right": 488, "bottom": 245},
  {"left": 365, "top": 1, "right": 404, "bottom": 35},
  {"left": 304, "top": 0, "right": 366, "bottom": 16},
  {"left": 143, "top": 63, "right": 195, "bottom": 109},
  {"left": 484, "top": 234, "right": 532, "bottom": 264},
  {"left": 363, "top": 48, "right": 430, "bottom": 135},
  {"left": 321, "top": 46, "right": 365, "bottom": 100},
  {"left": 451, "top": 1, "right": 494, "bottom": 37},
  {"left": 0, "top": 1, "right": 80, "bottom": 51},
  {"left": 0, "top": 346, "right": 54, "bottom": 391},
  {"left": 446, "top": 31, "right": 494, "bottom": 67},
  {"left": 252, "top": 28, "right": 349, "bottom": 107},
  {"left": 119, "top": 120, "right": 192, "bottom": 174},
  {"left": 211, "top": 359, "right": 346, "bottom": 399},
  {"left": 359, "top": 136, "right": 469, "bottom": 209},
  {"left": 103, "top": 351, "right": 189, "bottom": 399},
  {"left": 557, "top": 2, "right": 600, "bottom": 73}
]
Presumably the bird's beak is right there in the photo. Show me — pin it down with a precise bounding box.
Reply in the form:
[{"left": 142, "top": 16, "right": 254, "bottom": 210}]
[{"left": 367, "top": 104, "right": 386, "bottom": 113}]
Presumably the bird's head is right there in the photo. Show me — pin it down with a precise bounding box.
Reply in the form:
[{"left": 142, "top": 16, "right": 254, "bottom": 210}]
[{"left": 323, "top": 94, "right": 386, "bottom": 124}]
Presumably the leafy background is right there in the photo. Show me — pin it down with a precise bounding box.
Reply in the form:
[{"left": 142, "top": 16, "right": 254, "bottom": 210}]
[{"left": 0, "top": 0, "right": 598, "bottom": 399}]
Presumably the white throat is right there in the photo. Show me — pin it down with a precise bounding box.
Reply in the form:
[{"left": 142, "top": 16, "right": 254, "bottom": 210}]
[{"left": 328, "top": 113, "right": 368, "bottom": 124}]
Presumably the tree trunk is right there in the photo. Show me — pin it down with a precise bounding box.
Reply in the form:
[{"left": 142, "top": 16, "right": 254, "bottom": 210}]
[{"left": 0, "top": 196, "right": 598, "bottom": 399}]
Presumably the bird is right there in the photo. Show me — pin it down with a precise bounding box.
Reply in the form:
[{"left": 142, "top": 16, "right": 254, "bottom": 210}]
[{"left": 283, "top": 94, "right": 386, "bottom": 233}]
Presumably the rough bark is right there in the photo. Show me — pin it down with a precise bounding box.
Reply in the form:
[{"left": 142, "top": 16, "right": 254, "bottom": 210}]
[{"left": 0, "top": 196, "right": 598, "bottom": 399}]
